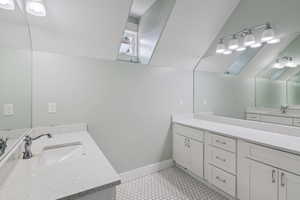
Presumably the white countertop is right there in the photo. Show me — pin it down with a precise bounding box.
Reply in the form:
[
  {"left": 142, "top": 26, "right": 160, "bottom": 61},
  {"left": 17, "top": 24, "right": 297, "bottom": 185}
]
[
  {"left": 173, "top": 117, "right": 300, "bottom": 156},
  {"left": 246, "top": 107, "right": 300, "bottom": 118},
  {"left": 0, "top": 131, "right": 120, "bottom": 200}
]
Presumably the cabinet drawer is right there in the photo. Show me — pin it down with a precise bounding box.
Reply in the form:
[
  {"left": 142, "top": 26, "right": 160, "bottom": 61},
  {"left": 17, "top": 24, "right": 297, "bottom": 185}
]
[
  {"left": 173, "top": 124, "right": 204, "bottom": 142},
  {"left": 293, "top": 118, "right": 300, "bottom": 127},
  {"left": 260, "top": 115, "right": 293, "bottom": 126},
  {"left": 212, "top": 134, "right": 236, "bottom": 153},
  {"left": 210, "top": 146, "right": 236, "bottom": 174},
  {"left": 239, "top": 141, "right": 300, "bottom": 176},
  {"left": 212, "top": 166, "right": 236, "bottom": 197},
  {"left": 246, "top": 113, "right": 260, "bottom": 121}
]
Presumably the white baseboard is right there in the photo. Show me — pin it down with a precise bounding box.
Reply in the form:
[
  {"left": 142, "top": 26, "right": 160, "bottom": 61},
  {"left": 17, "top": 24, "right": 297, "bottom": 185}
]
[{"left": 120, "top": 159, "right": 174, "bottom": 183}]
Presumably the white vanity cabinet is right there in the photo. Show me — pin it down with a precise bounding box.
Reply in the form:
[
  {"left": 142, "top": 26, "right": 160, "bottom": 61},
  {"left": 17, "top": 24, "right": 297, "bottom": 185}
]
[
  {"left": 173, "top": 124, "right": 204, "bottom": 178},
  {"left": 238, "top": 140, "right": 300, "bottom": 200}
]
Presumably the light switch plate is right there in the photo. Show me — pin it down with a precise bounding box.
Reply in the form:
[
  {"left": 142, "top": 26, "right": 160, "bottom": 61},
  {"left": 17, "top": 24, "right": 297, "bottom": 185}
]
[
  {"left": 3, "top": 104, "right": 14, "bottom": 116},
  {"left": 48, "top": 103, "right": 56, "bottom": 113}
]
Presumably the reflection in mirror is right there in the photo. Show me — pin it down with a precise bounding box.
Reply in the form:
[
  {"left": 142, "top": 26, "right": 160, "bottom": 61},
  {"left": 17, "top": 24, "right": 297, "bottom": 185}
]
[
  {"left": 194, "top": 0, "right": 300, "bottom": 127},
  {"left": 0, "top": 1, "right": 32, "bottom": 158}
]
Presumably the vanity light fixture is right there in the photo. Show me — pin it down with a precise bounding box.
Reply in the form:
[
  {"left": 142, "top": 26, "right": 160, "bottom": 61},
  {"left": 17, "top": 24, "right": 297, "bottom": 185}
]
[
  {"left": 216, "top": 23, "right": 280, "bottom": 55},
  {"left": 0, "top": 0, "right": 15, "bottom": 10},
  {"left": 26, "top": 0, "right": 46, "bottom": 17},
  {"left": 273, "top": 56, "right": 298, "bottom": 69}
]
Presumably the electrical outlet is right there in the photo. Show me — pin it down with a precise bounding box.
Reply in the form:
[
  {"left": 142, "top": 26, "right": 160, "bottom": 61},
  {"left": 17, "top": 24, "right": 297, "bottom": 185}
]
[{"left": 3, "top": 104, "right": 14, "bottom": 116}]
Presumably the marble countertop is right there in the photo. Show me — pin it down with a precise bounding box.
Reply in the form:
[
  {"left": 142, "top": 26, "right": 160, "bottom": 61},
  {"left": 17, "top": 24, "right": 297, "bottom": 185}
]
[
  {"left": 0, "top": 131, "right": 120, "bottom": 200},
  {"left": 173, "top": 117, "right": 300, "bottom": 156}
]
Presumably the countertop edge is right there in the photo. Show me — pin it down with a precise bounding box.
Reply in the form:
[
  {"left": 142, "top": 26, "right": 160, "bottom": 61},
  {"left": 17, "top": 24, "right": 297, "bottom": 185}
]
[{"left": 173, "top": 119, "right": 300, "bottom": 156}]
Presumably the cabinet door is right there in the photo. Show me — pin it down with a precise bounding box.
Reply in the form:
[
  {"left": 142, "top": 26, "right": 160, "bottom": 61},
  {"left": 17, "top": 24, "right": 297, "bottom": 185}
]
[
  {"left": 249, "top": 160, "right": 278, "bottom": 200},
  {"left": 173, "top": 134, "right": 189, "bottom": 168},
  {"left": 190, "top": 139, "right": 203, "bottom": 178},
  {"left": 279, "top": 170, "right": 300, "bottom": 200}
]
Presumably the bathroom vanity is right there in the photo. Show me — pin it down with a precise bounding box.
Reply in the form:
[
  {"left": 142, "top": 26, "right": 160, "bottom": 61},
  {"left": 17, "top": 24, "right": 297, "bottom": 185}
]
[
  {"left": 0, "top": 124, "right": 120, "bottom": 200},
  {"left": 173, "top": 115, "right": 300, "bottom": 200}
]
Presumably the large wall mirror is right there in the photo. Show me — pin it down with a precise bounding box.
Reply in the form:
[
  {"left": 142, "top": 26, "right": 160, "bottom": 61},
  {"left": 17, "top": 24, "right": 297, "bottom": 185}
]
[
  {"left": 194, "top": 0, "right": 300, "bottom": 127},
  {"left": 0, "top": 1, "right": 32, "bottom": 159}
]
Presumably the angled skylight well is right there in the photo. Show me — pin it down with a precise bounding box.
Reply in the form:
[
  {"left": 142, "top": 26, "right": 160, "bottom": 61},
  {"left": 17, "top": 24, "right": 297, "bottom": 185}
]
[{"left": 117, "top": 0, "right": 176, "bottom": 64}]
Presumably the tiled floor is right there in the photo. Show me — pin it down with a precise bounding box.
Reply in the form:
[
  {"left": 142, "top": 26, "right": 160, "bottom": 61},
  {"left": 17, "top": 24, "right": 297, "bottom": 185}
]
[{"left": 117, "top": 167, "right": 228, "bottom": 200}]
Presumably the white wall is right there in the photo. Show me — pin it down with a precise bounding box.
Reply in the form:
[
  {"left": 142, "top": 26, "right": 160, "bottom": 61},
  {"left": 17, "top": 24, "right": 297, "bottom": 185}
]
[
  {"left": 32, "top": 51, "right": 193, "bottom": 173},
  {"left": 194, "top": 71, "right": 254, "bottom": 119}
]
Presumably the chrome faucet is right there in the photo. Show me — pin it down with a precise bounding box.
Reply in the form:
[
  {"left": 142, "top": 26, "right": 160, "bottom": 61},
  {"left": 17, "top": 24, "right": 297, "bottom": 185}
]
[
  {"left": 280, "top": 105, "right": 288, "bottom": 114},
  {"left": 0, "top": 138, "right": 8, "bottom": 157},
  {"left": 23, "top": 133, "right": 52, "bottom": 159}
]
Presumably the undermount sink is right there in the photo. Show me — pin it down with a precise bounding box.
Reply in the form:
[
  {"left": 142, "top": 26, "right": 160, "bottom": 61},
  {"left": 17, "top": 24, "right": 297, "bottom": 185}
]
[{"left": 38, "top": 142, "right": 86, "bottom": 166}]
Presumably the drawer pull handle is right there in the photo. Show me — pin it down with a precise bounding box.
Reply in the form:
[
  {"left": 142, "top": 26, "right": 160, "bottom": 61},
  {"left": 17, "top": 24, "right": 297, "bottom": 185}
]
[
  {"left": 216, "top": 139, "right": 226, "bottom": 145},
  {"left": 216, "top": 176, "right": 226, "bottom": 183},
  {"left": 281, "top": 172, "right": 285, "bottom": 187},
  {"left": 272, "top": 169, "right": 276, "bottom": 183},
  {"left": 216, "top": 156, "right": 226, "bottom": 162}
]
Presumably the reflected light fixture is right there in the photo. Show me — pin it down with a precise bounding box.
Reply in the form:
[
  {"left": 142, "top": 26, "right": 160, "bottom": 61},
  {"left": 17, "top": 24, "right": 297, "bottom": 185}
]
[
  {"left": 216, "top": 39, "right": 226, "bottom": 54},
  {"left": 0, "top": 0, "right": 15, "bottom": 10},
  {"left": 236, "top": 46, "right": 246, "bottom": 52},
  {"left": 261, "top": 23, "right": 274, "bottom": 42},
  {"left": 286, "top": 57, "right": 297, "bottom": 68},
  {"left": 26, "top": 0, "right": 46, "bottom": 16},
  {"left": 228, "top": 34, "right": 239, "bottom": 50},
  {"left": 244, "top": 29, "right": 256, "bottom": 46},
  {"left": 273, "top": 61, "right": 283, "bottom": 69}
]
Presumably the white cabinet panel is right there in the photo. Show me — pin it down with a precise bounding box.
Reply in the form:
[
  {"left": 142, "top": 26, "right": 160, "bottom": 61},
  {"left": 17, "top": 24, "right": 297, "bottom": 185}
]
[
  {"left": 173, "top": 133, "right": 190, "bottom": 168},
  {"left": 210, "top": 146, "right": 236, "bottom": 174},
  {"left": 249, "top": 160, "right": 278, "bottom": 200},
  {"left": 190, "top": 139, "right": 204, "bottom": 178},
  {"left": 246, "top": 113, "right": 260, "bottom": 121},
  {"left": 211, "top": 134, "right": 236, "bottom": 153},
  {"left": 279, "top": 170, "right": 300, "bottom": 200}
]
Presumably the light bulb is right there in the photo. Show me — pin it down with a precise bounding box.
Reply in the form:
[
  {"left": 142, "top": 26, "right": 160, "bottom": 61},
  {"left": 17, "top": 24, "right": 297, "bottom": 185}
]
[
  {"left": 0, "top": 0, "right": 15, "bottom": 10},
  {"left": 216, "top": 39, "right": 226, "bottom": 54},
  {"left": 273, "top": 62, "right": 283, "bottom": 69},
  {"left": 267, "top": 38, "right": 280, "bottom": 44},
  {"left": 236, "top": 46, "right": 246, "bottom": 52},
  {"left": 244, "top": 30, "right": 256, "bottom": 46},
  {"left": 250, "top": 42, "right": 262, "bottom": 48},
  {"left": 228, "top": 35, "right": 239, "bottom": 50},
  {"left": 26, "top": 0, "right": 46, "bottom": 16},
  {"left": 223, "top": 49, "right": 232, "bottom": 55},
  {"left": 261, "top": 24, "right": 274, "bottom": 42}
]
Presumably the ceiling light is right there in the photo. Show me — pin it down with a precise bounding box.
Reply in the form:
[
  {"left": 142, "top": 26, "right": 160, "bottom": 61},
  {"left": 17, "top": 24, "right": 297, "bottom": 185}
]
[
  {"left": 267, "top": 38, "right": 280, "bottom": 44},
  {"left": 244, "top": 29, "right": 256, "bottom": 46},
  {"left": 261, "top": 23, "right": 274, "bottom": 42},
  {"left": 216, "top": 39, "right": 226, "bottom": 54},
  {"left": 26, "top": 0, "right": 46, "bottom": 17},
  {"left": 0, "top": 0, "right": 15, "bottom": 10},
  {"left": 228, "top": 35, "right": 239, "bottom": 50},
  {"left": 250, "top": 42, "right": 262, "bottom": 48},
  {"left": 223, "top": 49, "right": 232, "bottom": 55}
]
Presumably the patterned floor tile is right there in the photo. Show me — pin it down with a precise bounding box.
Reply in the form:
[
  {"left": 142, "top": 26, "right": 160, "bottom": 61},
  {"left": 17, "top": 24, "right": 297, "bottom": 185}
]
[{"left": 116, "top": 167, "right": 228, "bottom": 200}]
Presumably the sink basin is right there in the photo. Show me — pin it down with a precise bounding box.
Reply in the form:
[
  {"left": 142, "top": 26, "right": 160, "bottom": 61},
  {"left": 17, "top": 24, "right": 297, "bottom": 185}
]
[{"left": 38, "top": 142, "right": 85, "bottom": 166}]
